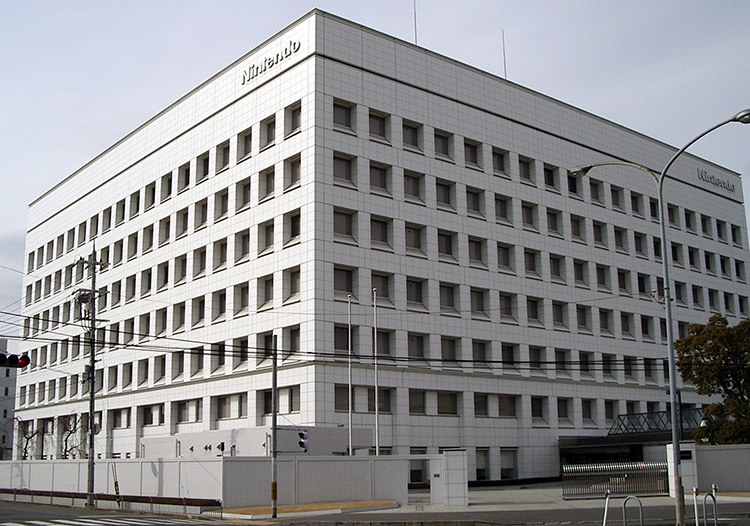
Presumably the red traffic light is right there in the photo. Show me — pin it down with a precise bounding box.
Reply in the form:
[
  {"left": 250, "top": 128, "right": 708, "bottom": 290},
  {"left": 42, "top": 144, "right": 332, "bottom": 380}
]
[{"left": 0, "top": 354, "right": 30, "bottom": 368}]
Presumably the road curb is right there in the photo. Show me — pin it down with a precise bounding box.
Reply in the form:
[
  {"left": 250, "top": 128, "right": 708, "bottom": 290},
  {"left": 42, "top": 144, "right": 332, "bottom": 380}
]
[{"left": 222, "top": 500, "right": 400, "bottom": 520}]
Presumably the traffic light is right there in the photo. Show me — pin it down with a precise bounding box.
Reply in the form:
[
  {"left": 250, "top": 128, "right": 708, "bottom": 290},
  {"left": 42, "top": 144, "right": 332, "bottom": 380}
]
[
  {"left": 298, "top": 430, "right": 308, "bottom": 452},
  {"left": 0, "top": 354, "right": 30, "bottom": 368}
]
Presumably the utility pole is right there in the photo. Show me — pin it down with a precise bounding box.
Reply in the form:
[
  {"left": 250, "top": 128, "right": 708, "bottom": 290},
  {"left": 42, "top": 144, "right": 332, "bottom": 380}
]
[
  {"left": 271, "top": 334, "right": 278, "bottom": 518},
  {"left": 75, "top": 243, "right": 106, "bottom": 508}
]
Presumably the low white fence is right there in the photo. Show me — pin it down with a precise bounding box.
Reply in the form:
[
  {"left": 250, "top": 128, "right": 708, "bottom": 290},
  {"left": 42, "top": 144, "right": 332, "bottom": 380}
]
[
  {"left": 0, "top": 458, "right": 222, "bottom": 499},
  {"left": 667, "top": 442, "right": 750, "bottom": 495},
  {"left": 0, "top": 451, "right": 472, "bottom": 508},
  {"left": 0, "top": 454, "right": 421, "bottom": 508}
]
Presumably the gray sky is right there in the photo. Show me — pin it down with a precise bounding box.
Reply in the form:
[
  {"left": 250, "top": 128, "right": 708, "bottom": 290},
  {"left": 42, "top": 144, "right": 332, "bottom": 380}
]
[{"left": 1, "top": 0, "right": 749, "bottom": 346}]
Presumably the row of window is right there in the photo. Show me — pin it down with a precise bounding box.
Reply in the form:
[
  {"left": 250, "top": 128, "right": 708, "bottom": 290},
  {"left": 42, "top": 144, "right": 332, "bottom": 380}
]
[
  {"left": 332, "top": 99, "right": 744, "bottom": 247},
  {"left": 333, "top": 384, "right": 671, "bottom": 428},
  {"left": 19, "top": 387, "right": 298, "bottom": 430},
  {"left": 22, "top": 251, "right": 749, "bottom": 352},
  {"left": 21, "top": 315, "right": 301, "bottom": 376},
  {"left": 25, "top": 203, "right": 302, "bottom": 308},
  {"left": 26, "top": 100, "right": 303, "bottom": 274},
  {"left": 331, "top": 187, "right": 748, "bottom": 284}
]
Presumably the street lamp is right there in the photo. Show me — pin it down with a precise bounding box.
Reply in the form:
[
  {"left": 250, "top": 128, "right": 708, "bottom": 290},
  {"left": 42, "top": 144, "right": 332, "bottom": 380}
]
[{"left": 571, "top": 108, "right": 750, "bottom": 526}]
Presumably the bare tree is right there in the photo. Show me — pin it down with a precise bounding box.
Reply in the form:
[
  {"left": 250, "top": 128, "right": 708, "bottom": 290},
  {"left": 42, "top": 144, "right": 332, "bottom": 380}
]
[
  {"left": 59, "top": 414, "right": 85, "bottom": 459},
  {"left": 16, "top": 418, "right": 39, "bottom": 460}
]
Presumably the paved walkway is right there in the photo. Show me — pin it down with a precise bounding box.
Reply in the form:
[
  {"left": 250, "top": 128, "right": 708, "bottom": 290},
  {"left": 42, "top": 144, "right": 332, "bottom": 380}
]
[{"left": 223, "top": 483, "right": 750, "bottom": 521}]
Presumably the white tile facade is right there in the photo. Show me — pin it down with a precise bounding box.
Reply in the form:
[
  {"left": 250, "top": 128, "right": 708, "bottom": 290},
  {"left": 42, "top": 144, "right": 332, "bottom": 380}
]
[{"left": 15, "top": 11, "right": 750, "bottom": 481}]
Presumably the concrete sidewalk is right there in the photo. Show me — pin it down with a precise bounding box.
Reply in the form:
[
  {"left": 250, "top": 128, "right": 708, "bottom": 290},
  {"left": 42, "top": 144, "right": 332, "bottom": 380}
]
[{"left": 223, "top": 483, "right": 750, "bottom": 521}]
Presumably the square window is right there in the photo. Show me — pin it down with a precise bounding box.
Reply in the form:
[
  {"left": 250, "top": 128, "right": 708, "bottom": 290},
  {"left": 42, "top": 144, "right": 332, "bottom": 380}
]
[
  {"left": 285, "top": 210, "right": 301, "bottom": 244},
  {"left": 286, "top": 102, "right": 301, "bottom": 136},
  {"left": 214, "top": 189, "right": 229, "bottom": 221},
  {"left": 406, "top": 278, "right": 424, "bottom": 305},
  {"left": 408, "top": 333, "right": 425, "bottom": 359},
  {"left": 492, "top": 148, "right": 507, "bottom": 174},
  {"left": 370, "top": 162, "right": 389, "bottom": 192},
  {"left": 372, "top": 273, "right": 391, "bottom": 301},
  {"left": 543, "top": 165, "right": 557, "bottom": 189},
  {"left": 402, "top": 121, "right": 421, "bottom": 149},
  {"left": 197, "top": 151, "right": 210, "bottom": 183},
  {"left": 434, "top": 130, "right": 451, "bottom": 158},
  {"left": 238, "top": 127, "right": 252, "bottom": 160},
  {"left": 285, "top": 155, "right": 301, "bottom": 189},
  {"left": 333, "top": 154, "right": 354, "bottom": 183},
  {"left": 261, "top": 115, "right": 276, "bottom": 148},
  {"left": 521, "top": 202, "right": 537, "bottom": 229},
  {"left": 334, "top": 210, "right": 354, "bottom": 239},
  {"left": 471, "top": 288, "right": 487, "bottom": 314},
  {"left": 440, "top": 283, "right": 457, "bottom": 312},
  {"left": 466, "top": 188, "right": 483, "bottom": 215},
  {"left": 436, "top": 180, "right": 453, "bottom": 208},
  {"left": 404, "top": 171, "right": 423, "bottom": 200},
  {"left": 464, "top": 139, "right": 480, "bottom": 166},
  {"left": 519, "top": 158, "right": 533, "bottom": 182},
  {"left": 405, "top": 223, "right": 424, "bottom": 252},
  {"left": 498, "top": 243, "right": 514, "bottom": 272},
  {"left": 499, "top": 292, "right": 516, "bottom": 320},
  {"left": 236, "top": 177, "right": 251, "bottom": 211},
  {"left": 258, "top": 221, "right": 274, "bottom": 253},
  {"left": 260, "top": 167, "right": 275, "bottom": 200},
  {"left": 631, "top": 192, "right": 643, "bottom": 216},
  {"left": 333, "top": 101, "right": 353, "bottom": 129},
  {"left": 547, "top": 209, "right": 562, "bottom": 235},
  {"left": 437, "top": 231, "right": 455, "bottom": 258},
  {"left": 371, "top": 217, "right": 390, "bottom": 246},
  {"left": 495, "top": 194, "right": 512, "bottom": 223},
  {"left": 468, "top": 237, "right": 485, "bottom": 264},
  {"left": 216, "top": 141, "right": 230, "bottom": 172},
  {"left": 611, "top": 186, "right": 624, "bottom": 211},
  {"left": 369, "top": 112, "right": 387, "bottom": 139},
  {"left": 334, "top": 268, "right": 353, "bottom": 294}
]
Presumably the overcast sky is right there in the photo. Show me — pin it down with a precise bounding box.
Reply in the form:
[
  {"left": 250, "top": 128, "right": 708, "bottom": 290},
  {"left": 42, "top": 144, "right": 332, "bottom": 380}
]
[{"left": 1, "top": 0, "right": 749, "bottom": 347}]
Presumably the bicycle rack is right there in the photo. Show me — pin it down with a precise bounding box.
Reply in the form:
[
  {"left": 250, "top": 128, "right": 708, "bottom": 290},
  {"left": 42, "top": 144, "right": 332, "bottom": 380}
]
[
  {"left": 703, "top": 484, "right": 718, "bottom": 526},
  {"left": 622, "top": 495, "right": 644, "bottom": 526},
  {"left": 693, "top": 488, "right": 701, "bottom": 526},
  {"left": 602, "top": 490, "right": 611, "bottom": 526}
]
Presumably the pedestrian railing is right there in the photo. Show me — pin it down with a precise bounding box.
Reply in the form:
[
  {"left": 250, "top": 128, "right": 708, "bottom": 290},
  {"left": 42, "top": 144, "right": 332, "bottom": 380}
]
[{"left": 562, "top": 461, "right": 669, "bottom": 499}]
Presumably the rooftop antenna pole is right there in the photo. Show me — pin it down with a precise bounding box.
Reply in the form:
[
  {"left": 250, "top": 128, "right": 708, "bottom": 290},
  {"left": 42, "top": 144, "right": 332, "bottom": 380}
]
[
  {"left": 502, "top": 29, "right": 507, "bottom": 79},
  {"left": 413, "top": 0, "right": 418, "bottom": 45}
]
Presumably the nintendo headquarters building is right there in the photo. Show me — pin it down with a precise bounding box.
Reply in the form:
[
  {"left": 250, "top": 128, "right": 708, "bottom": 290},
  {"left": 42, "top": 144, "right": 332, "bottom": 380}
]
[{"left": 15, "top": 10, "right": 750, "bottom": 481}]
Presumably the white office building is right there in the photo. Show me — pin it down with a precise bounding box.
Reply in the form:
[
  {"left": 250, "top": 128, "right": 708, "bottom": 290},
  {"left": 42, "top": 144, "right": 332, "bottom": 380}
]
[{"left": 15, "top": 10, "right": 750, "bottom": 480}]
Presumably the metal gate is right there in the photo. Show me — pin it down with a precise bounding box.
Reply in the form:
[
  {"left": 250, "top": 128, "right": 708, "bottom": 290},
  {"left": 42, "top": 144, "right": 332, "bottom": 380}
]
[{"left": 562, "top": 461, "right": 668, "bottom": 499}]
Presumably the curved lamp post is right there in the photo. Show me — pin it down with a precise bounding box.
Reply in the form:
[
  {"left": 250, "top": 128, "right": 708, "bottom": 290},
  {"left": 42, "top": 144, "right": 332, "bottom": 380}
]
[{"left": 571, "top": 108, "right": 750, "bottom": 526}]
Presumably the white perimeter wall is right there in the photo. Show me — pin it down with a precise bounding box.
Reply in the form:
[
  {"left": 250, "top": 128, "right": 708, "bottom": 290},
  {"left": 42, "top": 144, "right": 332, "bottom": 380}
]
[{"left": 0, "top": 455, "right": 410, "bottom": 507}]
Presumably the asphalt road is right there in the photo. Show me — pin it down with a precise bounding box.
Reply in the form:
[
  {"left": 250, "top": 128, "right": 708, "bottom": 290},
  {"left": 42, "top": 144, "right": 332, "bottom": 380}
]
[
  {"left": 2, "top": 498, "right": 750, "bottom": 526},
  {"left": 0, "top": 501, "right": 216, "bottom": 525},
  {"left": 274, "top": 502, "right": 750, "bottom": 526}
]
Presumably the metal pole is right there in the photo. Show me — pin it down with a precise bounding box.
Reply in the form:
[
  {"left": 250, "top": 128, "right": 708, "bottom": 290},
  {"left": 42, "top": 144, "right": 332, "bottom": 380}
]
[
  {"left": 373, "top": 288, "right": 379, "bottom": 456},
  {"left": 677, "top": 389, "right": 683, "bottom": 441},
  {"left": 347, "top": 294, "right": 352, "bottom": 455},
  {"left": 656, "top": 114, "right": 744, "bottom": 526},
  {"left": 271, "top": 334, "right": 278, "bottom": 518},
  {"left": 86, "top": 243, "right": 98, "bottom": 508},
  {"left": 570, "top": 109, "right": 750, "bottom": 526}
]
